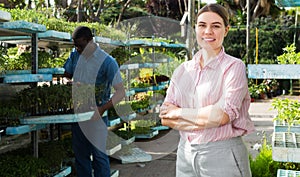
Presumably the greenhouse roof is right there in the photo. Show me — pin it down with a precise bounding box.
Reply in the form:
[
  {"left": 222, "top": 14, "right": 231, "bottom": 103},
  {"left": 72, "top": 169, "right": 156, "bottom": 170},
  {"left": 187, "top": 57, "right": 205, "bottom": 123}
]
[{"left": 275, "top": 0, "right": 300, "bottom": 7}]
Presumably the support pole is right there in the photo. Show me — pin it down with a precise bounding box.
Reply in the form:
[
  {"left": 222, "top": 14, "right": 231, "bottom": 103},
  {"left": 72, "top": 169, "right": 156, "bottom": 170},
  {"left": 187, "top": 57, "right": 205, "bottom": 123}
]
[
  {"left": 31, "top": 33, "right": 38, "bottom": 158},
  {"left": 294, "top": 8, "right": 298, "bottom": 44},
  {"left": 246, "top": 0, "right": 250, "bottom": 65},
  {"left": 187, "top": 0, "right": 195, "bottom": 61}
]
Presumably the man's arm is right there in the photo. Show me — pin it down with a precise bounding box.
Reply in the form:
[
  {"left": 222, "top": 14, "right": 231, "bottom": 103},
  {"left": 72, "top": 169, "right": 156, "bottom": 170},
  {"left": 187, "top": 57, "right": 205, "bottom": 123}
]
[{"left": 97, "top": 82, "right": 125, "bottom": 116}]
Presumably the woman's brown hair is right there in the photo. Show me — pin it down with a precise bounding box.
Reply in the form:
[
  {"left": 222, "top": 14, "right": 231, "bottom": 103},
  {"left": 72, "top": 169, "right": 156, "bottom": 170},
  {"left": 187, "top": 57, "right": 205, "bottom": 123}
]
[{"left": 196, "top": 3, "right": 229, "bottom": 27}]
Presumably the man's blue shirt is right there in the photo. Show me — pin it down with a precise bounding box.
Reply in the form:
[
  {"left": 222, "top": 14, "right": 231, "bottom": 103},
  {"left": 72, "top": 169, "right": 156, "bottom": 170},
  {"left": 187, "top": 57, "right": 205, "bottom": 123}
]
[{"left": 63, "top": 46, "right": 122, "bottom": 107}]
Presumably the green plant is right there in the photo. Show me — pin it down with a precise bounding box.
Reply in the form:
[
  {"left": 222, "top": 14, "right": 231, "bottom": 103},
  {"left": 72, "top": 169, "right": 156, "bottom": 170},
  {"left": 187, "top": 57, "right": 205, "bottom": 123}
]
[
  {"left": 0, "top": 139, "right": 70, "bottom": 177},
  {"left": 271, "top": 98, "right": 300, "bottom": 131},
  {"left": 0, "top": 107, "right": 24, "bottom": 126},
  {"left": 248, "top": 80, "right": 260, "bottom": 99},
  {"left": 130, "top": 119, "right": 157, "bottom": 134},
  {"left": 114, "top": 130, "right": 135, "bottom": 140},
  {"left": 250, "top": 132, "right": 300, "bottom": 176},
  {"left": 130, "top": 92, "right": 151, "bottom": 111},
  {"left": 277, "top": 43, "right": 300, "bottom": 64},
  {"left": 250, "top": 136, "right": 280, "bottom": 177},
  {"left": 16, "top": 84, "right": 73, "bottom": 115}
]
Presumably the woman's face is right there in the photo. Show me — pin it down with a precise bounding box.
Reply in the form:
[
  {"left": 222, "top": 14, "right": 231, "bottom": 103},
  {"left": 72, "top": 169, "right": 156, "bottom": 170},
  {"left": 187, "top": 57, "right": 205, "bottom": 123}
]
[{"left": 196, "top": 11, "right": 229, "bottom": 54}]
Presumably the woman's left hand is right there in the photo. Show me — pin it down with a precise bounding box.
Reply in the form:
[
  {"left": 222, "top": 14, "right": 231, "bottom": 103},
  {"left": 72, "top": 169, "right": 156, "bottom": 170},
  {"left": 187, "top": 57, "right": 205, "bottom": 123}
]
[{"left": 159, "top": 102, "right": 182, "bottom": 119}]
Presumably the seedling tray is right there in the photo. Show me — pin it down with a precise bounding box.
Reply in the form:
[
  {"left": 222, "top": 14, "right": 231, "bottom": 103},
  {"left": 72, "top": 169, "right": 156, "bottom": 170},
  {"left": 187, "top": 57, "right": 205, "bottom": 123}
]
[
  {"left": 272, "top": 132, "right": 300, "bottom": 162},
  {"left": 277, "top": 169, "right": 300, "bottom": 177}
]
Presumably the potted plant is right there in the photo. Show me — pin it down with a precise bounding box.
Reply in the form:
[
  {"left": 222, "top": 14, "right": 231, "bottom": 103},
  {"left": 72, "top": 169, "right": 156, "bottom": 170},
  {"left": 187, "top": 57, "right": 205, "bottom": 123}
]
[
  {"left": 271, "top": 98, "right": 300, "bottom": 133},
  {"left": 248, "top": 80, "right": 260, "bottom": 101},
  {"left": 271, "top": 98, "right": 300, "bottom": 163}
]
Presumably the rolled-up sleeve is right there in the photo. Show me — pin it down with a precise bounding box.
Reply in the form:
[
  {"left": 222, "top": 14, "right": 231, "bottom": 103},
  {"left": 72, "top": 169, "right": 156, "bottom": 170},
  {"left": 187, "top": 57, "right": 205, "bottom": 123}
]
[
  {"left": 223, "top": 61, "right": 249, "bottom": 122},
  {"left": 164, "top": 72, "right": 178, "bottom": 105}
]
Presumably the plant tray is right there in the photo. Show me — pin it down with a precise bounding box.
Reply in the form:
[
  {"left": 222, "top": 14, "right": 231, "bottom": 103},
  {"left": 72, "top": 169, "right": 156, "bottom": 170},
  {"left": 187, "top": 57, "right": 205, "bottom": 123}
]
[
  {"left": 113, "top": 147, "right": 152, "bottom": 164},
  {"left": 151, "top": 125, "right": 170, "bottom": 131},
  {"left": 131, "top": 87, "right": 148, "bottom": 93},
  {"left": 150, "top": 85, "right": 166, "bottom": 91},
  {"left": 121, "top": 136, "right": 135, "bottom": 145},
  {"left": 277, "top": 169, "right": 300, "bottom": 177},
  {"left": 5, "top": 125, "right": 30, "bottom": 135},
  {"left": 3, "top": 74, "right": 53, "bottom": 83},
  {"left": 120, "top": 113, "right": 136, "bottom": 122},
  {"left": 110, "top": 169, "right": 119, "bottom": 177},
  {"left": 1, "top": 68, "right": 65, "bottom": 75},
  {"left": 108, "top": 117, "right": 121, "bottom": 127},
  {"left": 38, "top": 30, "right": 71, "bottom": 41},
  {"left": 272, "top": 132, "right": 300, "bottom": 162},
  {"left": 134, "top": 129, "right": 159, "bottom": 139},
  {"left": 5, "top": 124, "right": 46, "bottom": 135},
  {"left": 274, "top": 120, "right": 300, "bottom": 133},
  {"left": 126, "top": 90, "right": 135, "bottom": 96},
  {"left": 19, "top": 111, "right": 94, "bottom": 124},
  {"left": 53, "top": 166, "right": 71, "bottom": 177},
  {"left": 106, "top": 143, "right": 121, "bottom": 156},
  {"left": 2, "top": 20, "right": 46, "bottom": 33}
]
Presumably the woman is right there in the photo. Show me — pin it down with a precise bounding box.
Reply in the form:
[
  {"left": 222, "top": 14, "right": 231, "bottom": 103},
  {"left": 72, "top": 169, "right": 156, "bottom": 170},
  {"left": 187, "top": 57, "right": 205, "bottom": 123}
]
[{"left": 159, "top": 3, "right": 255, "bottom": 177}]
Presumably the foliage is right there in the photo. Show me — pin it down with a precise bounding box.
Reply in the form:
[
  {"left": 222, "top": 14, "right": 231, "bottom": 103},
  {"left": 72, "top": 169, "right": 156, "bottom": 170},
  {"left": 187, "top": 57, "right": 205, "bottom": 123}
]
[
  {"left": 277, "top": 43, "right": 300, "bottom": 64},
  {"left": 250, "top": 132, "right": 300, "bottom": 176},
  {"left": 224, "top": 26, "right": 296, "bottom": 64},
  {"left": 1, "top": 7, "right": 126, "bottom": 39},
  {"left": 250, "top": 135, "right": 280, "bottom": 177},
  {"left": 248, "top": 80, "right": 260, "bottom": 99},
  {"left": 16, "top": 84, "right": 72, "bottom": 115},
  {"left": 271, "top": 98, "right": 300, "bottom": 131},
  {"left": 130, "top": 119, "right": 157, "bottom": 134},
  {"left": 224, "top": 12, "right": 298, "bottom": 64},
  {"left": 0, "top": 107, "right": 24, "bottom": 126},
  {"left": 113, "top": 129, "right": 135, "bottom": 140},
  {"left": 130, "top": 92, "right": 151, "bottom": 111},
  {"left": 0, "top": 46, "right": 67, "bottom": 70},
  {"left": 110, "top": 47, "right": 131, "bottom": 66},
  {"left": 145, "top": 0, "right": 187, "bottom": 21},
  {"left": 109, "top": 100, "right": 136, "bottom": 118},
  {"left": 0, "top": 139, "right": 70, "bottom": 177}
]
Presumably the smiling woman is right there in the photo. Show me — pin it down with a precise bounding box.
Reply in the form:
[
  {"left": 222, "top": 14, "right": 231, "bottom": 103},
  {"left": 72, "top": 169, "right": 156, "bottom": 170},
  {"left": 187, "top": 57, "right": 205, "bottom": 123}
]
[{"left": 159, "top": 3, "right": 254, "bottom": 177}]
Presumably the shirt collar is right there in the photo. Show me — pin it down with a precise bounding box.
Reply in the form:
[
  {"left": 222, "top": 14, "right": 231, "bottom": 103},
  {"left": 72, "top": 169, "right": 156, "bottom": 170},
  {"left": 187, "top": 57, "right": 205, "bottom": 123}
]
[{"left": 192, "top": 46, "right": 225, "bottom": 70}]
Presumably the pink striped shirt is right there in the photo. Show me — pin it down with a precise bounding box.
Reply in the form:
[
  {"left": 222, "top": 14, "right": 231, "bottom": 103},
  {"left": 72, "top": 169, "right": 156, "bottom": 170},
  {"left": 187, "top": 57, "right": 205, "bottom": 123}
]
[{"left": 164, "top": 48, "right": 255, "bottom": 144}]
